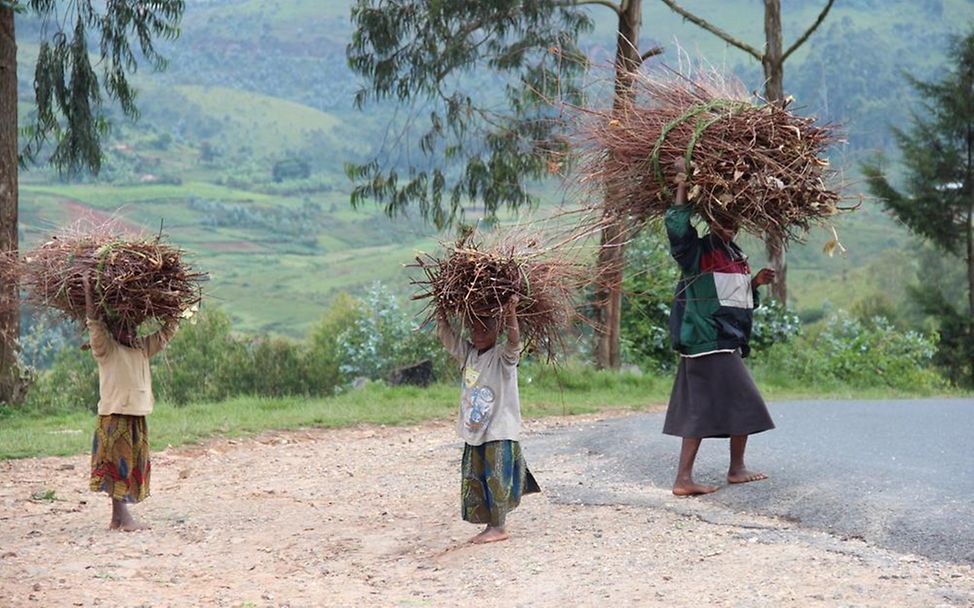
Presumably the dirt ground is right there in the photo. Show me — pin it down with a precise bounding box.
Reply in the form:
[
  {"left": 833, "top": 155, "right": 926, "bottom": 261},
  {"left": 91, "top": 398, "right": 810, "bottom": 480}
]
[{"left": 1, "top": 411, "right": 971, "bottom": 608}]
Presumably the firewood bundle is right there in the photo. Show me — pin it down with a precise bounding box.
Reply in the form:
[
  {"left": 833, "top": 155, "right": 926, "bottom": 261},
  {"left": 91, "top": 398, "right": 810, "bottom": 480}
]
[
  {"left": 412, "top": 228, "right": 588, "bottom": 360},
  {"left": 575, "top": 70, "right": 843, "bottom": 242},
  {"left": 15, "top": 226, "right": 204, "bottom": 329}
]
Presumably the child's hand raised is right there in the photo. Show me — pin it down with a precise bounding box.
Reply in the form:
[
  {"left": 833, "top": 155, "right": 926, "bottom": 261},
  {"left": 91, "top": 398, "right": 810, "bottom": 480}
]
[
  {"left": 81, "top": 271, "right": 97, "bottom": 319},
  {"left": 506, "top": 295, "right": 520, "bottom": 317}
]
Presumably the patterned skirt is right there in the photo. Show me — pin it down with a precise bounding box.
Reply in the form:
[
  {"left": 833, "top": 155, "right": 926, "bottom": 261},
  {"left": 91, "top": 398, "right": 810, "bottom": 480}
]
[
  {"left": 461, "top": 440, "right": 540, "bottom": 526},
  {"left": 90, "top": 414, "right": 151, "bottom": 503}
]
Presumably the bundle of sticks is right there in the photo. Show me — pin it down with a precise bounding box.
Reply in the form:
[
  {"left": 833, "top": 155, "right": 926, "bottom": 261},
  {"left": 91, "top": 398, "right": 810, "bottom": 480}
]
[
  {"left": 412, "top": 228, "right": 588, "bottom": 360},
  {"left": 575, "top": 69, "right": 843, "bottom": 242},
  {"left": 15, "top": 226, "right": 204, "bottom": 329}
]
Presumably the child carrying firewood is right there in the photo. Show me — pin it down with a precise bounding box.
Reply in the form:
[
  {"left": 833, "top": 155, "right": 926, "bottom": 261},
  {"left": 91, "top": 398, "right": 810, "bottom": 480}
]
[
  {"left": 437, "top": 295, "right": 540, "bottom": 544},
  {"left": 83, "top": 272, "right": 179, "bottom": 530}
]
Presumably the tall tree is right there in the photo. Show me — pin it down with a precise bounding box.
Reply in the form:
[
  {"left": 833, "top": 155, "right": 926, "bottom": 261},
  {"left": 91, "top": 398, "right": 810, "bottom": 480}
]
[
  {"left": 0, "top": 0, "right": 184, "bottom": 404},
  {"left": 0, "top": 5, "right": 19, "bottom": 404},
  {"left": 347, "top": 0, "right": 662, "bottom": 369},
  {"left": 659, "top": 0, "right": 834, "bottom": 305},
  {"left": 862, "top": 29, "right": 974, "bottom": 383}
]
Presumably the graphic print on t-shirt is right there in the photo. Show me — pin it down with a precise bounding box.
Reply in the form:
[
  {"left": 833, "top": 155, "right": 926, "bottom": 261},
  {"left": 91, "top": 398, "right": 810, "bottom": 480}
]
[{"left": 462, "top": 366, "right": 495, "bottom": 433}]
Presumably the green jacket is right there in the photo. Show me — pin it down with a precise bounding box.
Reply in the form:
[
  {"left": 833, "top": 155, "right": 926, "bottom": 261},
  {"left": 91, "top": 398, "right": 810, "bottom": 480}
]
[{"left": 665, "top": 205, "right": 759, "bottom": 357}]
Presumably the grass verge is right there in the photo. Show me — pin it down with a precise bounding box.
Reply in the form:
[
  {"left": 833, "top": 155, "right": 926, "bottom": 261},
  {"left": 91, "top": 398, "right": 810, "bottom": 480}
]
[{"left": 0, "top": 364, "right": 963, "bottom": 460}]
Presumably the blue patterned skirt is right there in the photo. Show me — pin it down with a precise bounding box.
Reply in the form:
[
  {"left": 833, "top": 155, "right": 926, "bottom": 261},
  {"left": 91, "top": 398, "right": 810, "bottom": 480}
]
[{"left": 461, "top": 440, "right": 540, "bottom": 526}]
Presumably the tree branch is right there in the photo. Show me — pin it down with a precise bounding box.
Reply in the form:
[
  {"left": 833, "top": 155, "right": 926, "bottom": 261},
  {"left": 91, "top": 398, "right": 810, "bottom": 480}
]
[
  {"left": 639, "top": 45, "right": 664, "bottom": 64},
  {"left": 658, "top": 0, "right": 763, "bottom": 61},
  {"left": 554, "top": 0, "right": 621, "bottom": 15},
  {"left": 782, "top": 0, "right": 835, "bottom": 62}
]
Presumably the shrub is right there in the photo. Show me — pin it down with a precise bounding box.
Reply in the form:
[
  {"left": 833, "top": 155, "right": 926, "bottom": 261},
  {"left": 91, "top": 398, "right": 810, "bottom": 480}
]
[
  {"left": 22, "top": 344, "right": 98, "bottom": 414},
  {"left": 306, "top": 292, "right": 365, "bottom": 392},
  {"left": 755, "top": 312, "right": 944, "bottom": 391},
  {"left": 619, "top": 229, "right": 679, "bottom": 371},
  {"left": 335, "top": 283, "right": 449, "bottom": 384},
  {"left": 153, "top": 307, "right": 246, "bottom": 405},
  {"left": 750, "top": 298, "right": 801, "bottom": 353}
]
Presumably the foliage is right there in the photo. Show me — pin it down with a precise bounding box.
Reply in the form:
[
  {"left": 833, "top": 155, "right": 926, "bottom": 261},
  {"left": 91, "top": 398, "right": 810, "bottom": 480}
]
[
  {"left": 335, "top": 283, "right": 448, "bottom": 383},
  {"left": 862, "top": 28, "right": 974, "bottom": 260},
  {"left": 790, "top": 16, "right": 915, "bottom": 151},
  {"left": 861, "top": 27, "right": 974, "bottom": 385},
  {"left": 19, "top": 286, "right": 454, "bottom": 412},
  {"left": 22, "top": 340, "right": 97, "bottom": 414},
  {"left": 346, "top": 0, "right": 591, "bottom": 228},
  {"left": 272, "top": 158, "right": 311, "bottom": 182},
  {"left": 619, "top": 229, "right": 679, "bottom": 371},
  {"left": 755, "top": 312, "right": 943, "bottom": 391},
  {"left": 18, "top": 307, "right": 77, "bottom": 370},
  {"left": 20, "top": 0, "right": 185, "bottom": 174},
  {"left": 908, "top": 285, "right": 974, "bottom": 387},
  {"left": 306, "top": 292, "right": 366, "bottom": 392},
  {"left": 153, "top": 306, "right": 245, "bottom": 405},
  {"left": 750, "top": 298, "right": 802, "bottom": 352}
]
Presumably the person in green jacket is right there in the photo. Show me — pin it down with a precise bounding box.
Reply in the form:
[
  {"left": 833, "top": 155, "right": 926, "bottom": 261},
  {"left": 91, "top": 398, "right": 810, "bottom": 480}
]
[{"left": 663, "top": 157, "right": 776, "bottom": 496}]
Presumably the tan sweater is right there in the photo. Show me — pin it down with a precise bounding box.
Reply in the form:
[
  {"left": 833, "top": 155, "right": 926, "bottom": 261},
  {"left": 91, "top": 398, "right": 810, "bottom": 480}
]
[{"left": 86, "top": 318, "right": 177, "bottom": 416}]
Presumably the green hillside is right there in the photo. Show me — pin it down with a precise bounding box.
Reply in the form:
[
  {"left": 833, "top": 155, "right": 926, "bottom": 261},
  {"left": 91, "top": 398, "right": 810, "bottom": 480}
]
[{"left": 14, "top": 0, "right": 974, "bottom": 336}]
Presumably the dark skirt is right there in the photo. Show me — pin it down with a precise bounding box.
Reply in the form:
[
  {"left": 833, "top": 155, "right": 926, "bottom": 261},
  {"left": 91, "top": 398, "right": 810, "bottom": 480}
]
[
  {"left": 663, "top": 350, "right": 775, "bottom": 438},
  {"left": 461, "top": 440, "right": 540, "bottom": 526},
  {"left": 90, "top": 414, "right": 151, "bottom": 503}
]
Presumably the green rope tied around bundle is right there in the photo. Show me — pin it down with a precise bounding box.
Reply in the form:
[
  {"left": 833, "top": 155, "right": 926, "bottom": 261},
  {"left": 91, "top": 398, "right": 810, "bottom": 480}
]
[
  {"left": 647, "top": 99, "right": 752, "bottom": 199},
  {"left": 94, "top": 241, "right": 123, "bottom": 323}
]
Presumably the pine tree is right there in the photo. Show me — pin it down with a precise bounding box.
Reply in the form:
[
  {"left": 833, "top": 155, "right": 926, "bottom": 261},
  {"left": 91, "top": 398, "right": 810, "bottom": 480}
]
[{"left": 863, "top": 29, "right": 974, "bottom": 385}]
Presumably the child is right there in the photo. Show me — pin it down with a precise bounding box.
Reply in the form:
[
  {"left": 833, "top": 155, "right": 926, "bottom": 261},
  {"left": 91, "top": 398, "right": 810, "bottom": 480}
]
[
  {"left": 83, "top": 272, "right": 178, "bottom": 530},
  {"left": 437, "top": 295, "right": 540, "bottom": 543},
  {"left": 663, "top": 157, "right": 776, "bottom": 496}
]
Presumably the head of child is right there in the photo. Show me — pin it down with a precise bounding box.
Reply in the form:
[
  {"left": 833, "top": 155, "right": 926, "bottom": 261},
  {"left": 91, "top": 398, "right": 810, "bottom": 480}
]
[
  {"left": 111, "top": 322, "right": 138, "bottom": 348},
  {"left": 468, "top": 313, "right": 500, "bottom": 351},
  {"left": 707, "top": 213, "right": 740, "bottom": 243}
]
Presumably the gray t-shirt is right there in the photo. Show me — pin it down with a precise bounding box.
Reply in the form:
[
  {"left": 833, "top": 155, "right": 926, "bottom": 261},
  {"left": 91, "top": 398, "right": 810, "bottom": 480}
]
[{"left": 439, "top": 322, "right": 521, "bottom": 446}]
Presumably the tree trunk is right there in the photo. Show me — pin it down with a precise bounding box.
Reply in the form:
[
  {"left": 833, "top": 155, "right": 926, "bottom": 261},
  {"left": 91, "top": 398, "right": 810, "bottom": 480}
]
[
  {"left": 762, "top": 0, "right": 788, "bottom": 304},
  {"left": 0, "top": 8, "right": 20, "bottom": 404},
  {"left": 967, "top": 121, "right": 974, "bottom": 318},
  {"left": 593, "top": 0, "right": 641, "bottom": 370},
  {"left": 967, "top": 204, "right": 973, "bottom": 318}
]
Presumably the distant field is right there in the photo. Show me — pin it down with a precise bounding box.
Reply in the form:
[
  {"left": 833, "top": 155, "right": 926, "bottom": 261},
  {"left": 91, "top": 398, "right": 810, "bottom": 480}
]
[{"left": 14, "top": 0, "right": 967, "bottom": 337}]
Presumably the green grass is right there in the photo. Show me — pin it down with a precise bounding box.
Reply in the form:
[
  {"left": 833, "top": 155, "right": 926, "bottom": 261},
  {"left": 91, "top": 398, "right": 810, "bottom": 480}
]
[
  {"left": 173, "top": 84, "right": 343, "bottom": 159},
  {"left": 0, "top": 373, "right": 662, "bottom": 459},
  {"left": 20, "top": 182, "right": 273, "bottom": 208},
  {"left": 0, "top": 362, "right": 963, "bottom": 460}
]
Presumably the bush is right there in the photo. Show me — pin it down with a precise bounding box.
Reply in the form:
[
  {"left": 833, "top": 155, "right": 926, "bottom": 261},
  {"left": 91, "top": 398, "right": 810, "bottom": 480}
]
[
  {"left": 619, "top": 229, "right": 679, "bottom": 371},
  {"left": 153, "top": 307, "right": 247, "bottom": 405},
  {"left": 750, "top": 298, "right": 801, "bottom": 353},
  {"left": 23, "top": 344, "right": 98, "bottom": 414},
  {"left": 20, "top": 285, "right": 456, "bottom": 412},
  {"left": 755, "top": 312, "right": 944, "bottom": 391},
  {"left": 306, "top": 292, "right": 365, "bottom": 392},
  {"left": 335, "top": 283, "right": 450, "bottom": 384}
]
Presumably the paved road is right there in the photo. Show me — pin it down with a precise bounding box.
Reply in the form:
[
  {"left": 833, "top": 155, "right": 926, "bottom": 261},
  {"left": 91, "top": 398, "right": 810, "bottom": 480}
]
[{"left": 527, "top": 399, "right": 974, "bottom": 564}]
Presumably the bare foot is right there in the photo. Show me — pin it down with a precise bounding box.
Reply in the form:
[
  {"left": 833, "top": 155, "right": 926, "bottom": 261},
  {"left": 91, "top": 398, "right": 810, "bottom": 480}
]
[
  {"left": 672, "top": 481, "right": 719, "bottom": 496},
  {"left": 114, "top": 513, "right": 150, "bottom": 532},
  {"left": 727, "top": 468, "right": 768, "bottom": 484},
  {"left": 470, "top": 526, "right": 509, "bottom": 544}
]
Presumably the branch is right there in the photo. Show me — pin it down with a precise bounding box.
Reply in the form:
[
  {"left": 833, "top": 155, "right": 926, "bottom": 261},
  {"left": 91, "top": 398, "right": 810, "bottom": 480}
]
[
  {"left": 639, "top": 45, "right": 664, "bottom": 64},
  {"left": 782, "top": 0, "right": 835, "bottom": 62},
  {"left": 658, "top": 0, "right": 763, "bottom": 61},
  {"left": 554, "top": 0, "right": 621, "bottom": 14}
]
